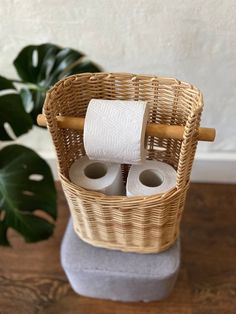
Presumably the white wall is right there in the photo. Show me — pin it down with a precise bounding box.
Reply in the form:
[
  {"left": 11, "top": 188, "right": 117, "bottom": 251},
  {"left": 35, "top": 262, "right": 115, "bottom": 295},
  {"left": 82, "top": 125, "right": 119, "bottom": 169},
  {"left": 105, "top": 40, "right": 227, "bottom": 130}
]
[{"left": 1, "top": 0, "right": 236, "bottom": 181}]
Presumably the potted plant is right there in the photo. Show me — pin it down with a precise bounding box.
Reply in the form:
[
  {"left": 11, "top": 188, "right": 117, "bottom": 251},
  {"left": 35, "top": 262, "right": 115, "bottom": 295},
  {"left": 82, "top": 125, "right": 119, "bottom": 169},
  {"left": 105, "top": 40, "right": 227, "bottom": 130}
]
[{"left": 0, "top": 43, "right": 101, "bottom": 245}]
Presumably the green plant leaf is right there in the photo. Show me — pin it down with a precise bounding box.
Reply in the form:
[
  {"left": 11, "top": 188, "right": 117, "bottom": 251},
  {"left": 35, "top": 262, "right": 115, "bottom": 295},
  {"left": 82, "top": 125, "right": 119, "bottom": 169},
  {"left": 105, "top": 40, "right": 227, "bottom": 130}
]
[
  {"left": 19, "top": 88, "right": 33, "bottom": 113},
  {"left": 0, "top": 75, "right": 15, "bottom": 90},
  {"left": 0, "top": 76, "right": 33, "bottom": 140},
  {"left": 14, "top": 43, "right": 101, "bottom": 123},
  {"left": 0, "top": 144, "right": 57, "bottom": 246}
]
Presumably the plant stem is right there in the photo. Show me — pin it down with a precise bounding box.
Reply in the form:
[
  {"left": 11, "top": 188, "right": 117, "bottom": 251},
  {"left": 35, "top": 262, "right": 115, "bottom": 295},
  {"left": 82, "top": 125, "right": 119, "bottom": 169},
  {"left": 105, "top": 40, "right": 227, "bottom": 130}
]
[{"left": 9, "top": 78, "right": 25, "bottom": 84}]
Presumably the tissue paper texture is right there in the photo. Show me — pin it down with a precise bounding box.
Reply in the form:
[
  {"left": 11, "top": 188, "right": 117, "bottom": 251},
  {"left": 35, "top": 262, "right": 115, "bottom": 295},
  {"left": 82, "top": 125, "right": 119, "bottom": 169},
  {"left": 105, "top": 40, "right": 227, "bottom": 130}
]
[
  {"left": 69, "top": 156, "right": 125, "bottom": 195},
  {"left": 127, "top": 160, "right": 176, "bottom": 196},
  {"left": 84, "top": 99, "right": 149, "bottom": 164}
]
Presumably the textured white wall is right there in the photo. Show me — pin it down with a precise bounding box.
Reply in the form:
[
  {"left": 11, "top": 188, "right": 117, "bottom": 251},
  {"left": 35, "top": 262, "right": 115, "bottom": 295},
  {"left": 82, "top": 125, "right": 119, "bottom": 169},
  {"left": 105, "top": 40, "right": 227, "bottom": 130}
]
[{"left": 1, "top": 0, "right": 236, "bottom": 156}]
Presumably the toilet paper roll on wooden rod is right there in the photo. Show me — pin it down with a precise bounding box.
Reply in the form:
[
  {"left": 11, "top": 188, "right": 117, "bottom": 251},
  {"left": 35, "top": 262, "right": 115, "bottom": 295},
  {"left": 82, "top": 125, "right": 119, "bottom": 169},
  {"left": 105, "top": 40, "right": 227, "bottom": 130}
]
[{"left": 37, "top": 114, "right": 216, "bottom": 142}]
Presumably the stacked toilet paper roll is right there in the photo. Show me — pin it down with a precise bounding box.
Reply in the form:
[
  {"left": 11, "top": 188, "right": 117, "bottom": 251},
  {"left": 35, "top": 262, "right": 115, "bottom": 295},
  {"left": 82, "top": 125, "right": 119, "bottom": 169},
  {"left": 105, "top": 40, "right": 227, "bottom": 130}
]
[
  {"left": 127, "top": 160, "right": 177, "bottom": 196},
  {"left": 69, "top": 156, "right": 125, "bottom": 195},
  {"left": 69, "top": 157, "right": 177, "bottom": 197}
]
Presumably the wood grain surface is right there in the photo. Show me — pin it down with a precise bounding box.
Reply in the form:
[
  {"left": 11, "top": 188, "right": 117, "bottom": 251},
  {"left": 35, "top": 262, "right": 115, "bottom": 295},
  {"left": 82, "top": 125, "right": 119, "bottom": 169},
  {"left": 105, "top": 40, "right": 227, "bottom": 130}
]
[{"left": 0, "top": 183, "right": 235, "bottom": 314}]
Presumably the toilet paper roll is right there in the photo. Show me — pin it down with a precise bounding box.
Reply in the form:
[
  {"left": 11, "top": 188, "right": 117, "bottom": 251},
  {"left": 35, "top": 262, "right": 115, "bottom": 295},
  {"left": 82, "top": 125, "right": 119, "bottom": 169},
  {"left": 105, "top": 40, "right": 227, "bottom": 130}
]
[
  {"left": 69, "top": 156, "right": 125, "bottom": 195},
  {"left": 127, "top": 160, "right": 177, "bottom": 196},
  {"left": 84, "top": 99, "right": 149, "bottom": 164}
]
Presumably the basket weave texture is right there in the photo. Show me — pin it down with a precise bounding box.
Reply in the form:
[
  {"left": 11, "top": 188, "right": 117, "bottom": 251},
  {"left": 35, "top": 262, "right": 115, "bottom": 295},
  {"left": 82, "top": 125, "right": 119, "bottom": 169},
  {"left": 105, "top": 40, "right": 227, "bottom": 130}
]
[{"left": 44, "top": 73, "right": 203, "bottom": 253}]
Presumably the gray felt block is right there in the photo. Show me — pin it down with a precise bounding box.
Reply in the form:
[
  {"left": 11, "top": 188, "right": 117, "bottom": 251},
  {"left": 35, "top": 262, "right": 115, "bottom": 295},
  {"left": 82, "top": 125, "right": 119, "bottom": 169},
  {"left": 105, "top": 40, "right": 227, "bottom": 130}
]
[{"left": 61, "top": 219, "right": 180, "bottom": 302}]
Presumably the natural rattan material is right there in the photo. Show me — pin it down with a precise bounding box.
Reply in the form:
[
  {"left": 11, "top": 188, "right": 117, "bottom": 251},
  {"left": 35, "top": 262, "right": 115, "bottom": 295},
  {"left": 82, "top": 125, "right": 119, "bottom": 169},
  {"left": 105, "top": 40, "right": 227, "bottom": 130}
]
[{"left": 44, "top": 73, "right": 203, "bottom": 253}]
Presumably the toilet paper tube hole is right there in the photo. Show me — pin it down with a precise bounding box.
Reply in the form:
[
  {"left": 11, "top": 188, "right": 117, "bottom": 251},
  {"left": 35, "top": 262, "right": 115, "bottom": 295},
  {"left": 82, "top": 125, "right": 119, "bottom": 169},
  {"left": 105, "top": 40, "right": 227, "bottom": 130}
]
[
  {"left": 84, "top": 162, "right": 107, "bottom": 179},
  {"left": 139, "top": 169, "right": 163, "bottom": 187}
]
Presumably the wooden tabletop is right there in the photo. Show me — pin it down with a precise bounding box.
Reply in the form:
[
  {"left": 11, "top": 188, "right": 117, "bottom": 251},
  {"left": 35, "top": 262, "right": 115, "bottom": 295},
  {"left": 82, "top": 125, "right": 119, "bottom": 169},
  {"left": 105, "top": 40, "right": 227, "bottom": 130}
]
[{"left": 0, "top": 183, "right": 236, "bottom": 314}]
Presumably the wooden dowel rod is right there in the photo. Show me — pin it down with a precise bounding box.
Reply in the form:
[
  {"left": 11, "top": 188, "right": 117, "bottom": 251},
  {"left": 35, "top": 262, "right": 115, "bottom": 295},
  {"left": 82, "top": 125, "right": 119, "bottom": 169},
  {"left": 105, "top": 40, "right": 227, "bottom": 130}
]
[{"left": 37, "top": 114, "right": 215, "bottom": 142}]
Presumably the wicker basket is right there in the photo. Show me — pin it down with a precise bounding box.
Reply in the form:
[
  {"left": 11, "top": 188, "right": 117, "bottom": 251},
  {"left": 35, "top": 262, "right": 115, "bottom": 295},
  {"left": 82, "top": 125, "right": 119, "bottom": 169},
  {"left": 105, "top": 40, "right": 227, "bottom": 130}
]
[{"left": 44, "top": 72, "right": 203, "bottom": 253}]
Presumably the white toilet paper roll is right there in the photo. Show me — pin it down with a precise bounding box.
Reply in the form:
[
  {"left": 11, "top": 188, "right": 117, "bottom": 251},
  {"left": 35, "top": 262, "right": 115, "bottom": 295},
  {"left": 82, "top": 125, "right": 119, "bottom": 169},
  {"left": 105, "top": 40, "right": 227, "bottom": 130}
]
[
  {"left": 69, "top": 156, "right": 125, "bottom": 195},
  {"left": 84, "top": 99, "right": 149, "bottom": 164},
  {"left": 127, "top": 160, "right": 177, "bottom": 196}
]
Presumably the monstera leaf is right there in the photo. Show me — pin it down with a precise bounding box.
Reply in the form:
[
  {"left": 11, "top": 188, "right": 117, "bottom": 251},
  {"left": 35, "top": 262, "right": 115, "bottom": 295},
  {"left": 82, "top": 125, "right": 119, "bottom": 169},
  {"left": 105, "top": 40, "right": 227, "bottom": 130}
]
[
  {"left": 0, "top": 76, "right": 32, "bottom": 140},
  {"left": 0, "top": 43, "right": 101, "bottom": 245},
  {"left": 0, "top": 145, "right": 57, "bottom": 246},
  {"left": 13, "top": 43, "right": 101, "bottom": 122}
]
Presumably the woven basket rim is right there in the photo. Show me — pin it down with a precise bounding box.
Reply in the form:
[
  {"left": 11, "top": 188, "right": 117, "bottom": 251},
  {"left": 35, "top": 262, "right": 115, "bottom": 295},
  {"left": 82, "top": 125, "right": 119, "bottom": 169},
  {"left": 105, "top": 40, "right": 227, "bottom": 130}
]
[
  {"left": 46, "top": 72, "right": 203, "bottom": 112},
  {"left": 60, "top": 171, "right": 190, "bottom": 201}
]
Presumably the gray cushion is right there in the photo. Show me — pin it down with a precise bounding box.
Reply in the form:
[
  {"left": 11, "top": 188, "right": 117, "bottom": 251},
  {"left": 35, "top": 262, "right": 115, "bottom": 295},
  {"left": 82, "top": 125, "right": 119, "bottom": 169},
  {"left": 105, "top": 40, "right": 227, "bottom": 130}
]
[{"left": 61, "top": 219, "right": 180, "bottom": 302}]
